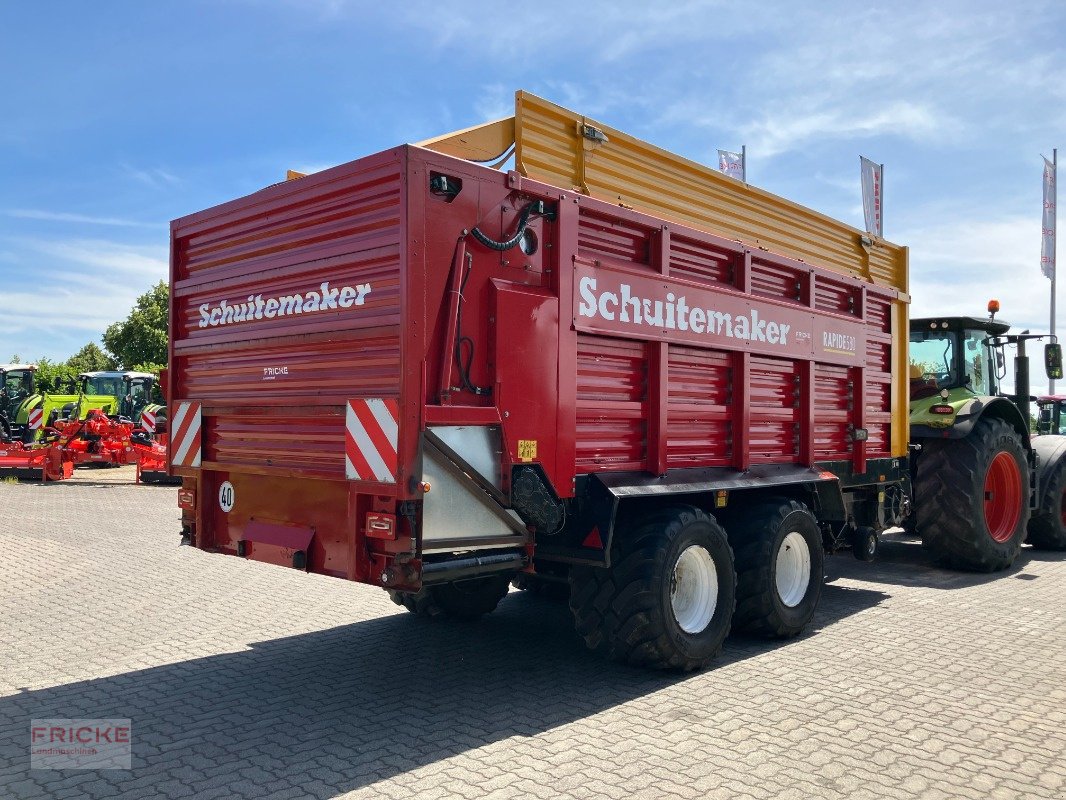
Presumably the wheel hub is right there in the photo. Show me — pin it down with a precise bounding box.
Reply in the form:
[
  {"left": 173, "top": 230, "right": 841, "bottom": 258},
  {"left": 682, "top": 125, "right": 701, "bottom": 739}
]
[
  {"left": 670, "top": 545, "right": 718, "bottom": 634},
  {"left": 983, "top": 452, "right": 1022, "bottom": 543},
  {"left": 775, "top": 531, "right": 811, "bottom": 608}
]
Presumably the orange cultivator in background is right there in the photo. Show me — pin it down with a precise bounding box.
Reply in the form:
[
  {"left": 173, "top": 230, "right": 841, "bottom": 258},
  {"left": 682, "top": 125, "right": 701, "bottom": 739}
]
[
  {"left": 0, "top": 409, "right": 173, "bottom": 484},
  {"left": 0, "top": 440, "right": 73, "bottom": 482}
]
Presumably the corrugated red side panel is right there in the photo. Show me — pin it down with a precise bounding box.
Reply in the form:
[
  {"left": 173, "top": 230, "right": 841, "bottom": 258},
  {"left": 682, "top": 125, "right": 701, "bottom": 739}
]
[
  {"left": 566, "top": 194, "right": 897, "bottom": 475},
  {"left": 668, "top": 232, "right": 734, "bottom": 288},
  {"left": 575, "top": 334, "right": 647, "bottom": 471},
  {"left": 667, "top": 345, "right": 732, "bottom": 467},
  {"left": 864, "top": 294, "right": 895, "bottom": 459}
]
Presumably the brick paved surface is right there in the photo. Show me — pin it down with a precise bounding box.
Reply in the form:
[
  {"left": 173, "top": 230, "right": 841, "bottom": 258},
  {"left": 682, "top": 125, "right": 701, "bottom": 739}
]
[{"left": 1, "top": 468, "right": 1065, "bottom": 799}]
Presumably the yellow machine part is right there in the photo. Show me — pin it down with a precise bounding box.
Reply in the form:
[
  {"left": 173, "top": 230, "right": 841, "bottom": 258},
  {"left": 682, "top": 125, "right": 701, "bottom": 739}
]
[{"left": 421, "top": 91, "right": 911, "bottom": 458}]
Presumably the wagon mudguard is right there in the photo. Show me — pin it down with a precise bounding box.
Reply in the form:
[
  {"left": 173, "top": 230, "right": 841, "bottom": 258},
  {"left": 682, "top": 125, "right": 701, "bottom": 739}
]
[{"left": 536, "top": 465, "right": 844, "bottom": 568}]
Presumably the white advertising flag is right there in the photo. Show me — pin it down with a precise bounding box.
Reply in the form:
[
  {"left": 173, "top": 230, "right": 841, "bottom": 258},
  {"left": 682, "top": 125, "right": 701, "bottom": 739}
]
[
  {"left": 1042, "top": 155, "right": 1057, "bottom": 280},
  {"left": 860, "top": 156, "right": 883, "bottom": 237},
  {"left": 718, "top": 149, "right": 745, "bottom": 182}
]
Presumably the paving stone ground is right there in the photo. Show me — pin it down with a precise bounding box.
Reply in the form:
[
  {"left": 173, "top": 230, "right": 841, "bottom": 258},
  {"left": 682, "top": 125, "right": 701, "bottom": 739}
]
[{"left": 1, "top": 467, "right": 1065, "bottom": 799}]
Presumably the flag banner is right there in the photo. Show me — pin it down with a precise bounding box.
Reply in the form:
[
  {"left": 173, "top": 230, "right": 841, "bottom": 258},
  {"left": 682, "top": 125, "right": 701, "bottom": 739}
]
[
  {"left": 1042, "top": 156, "right": 1057, "bottom": 280},
  {"left": 860, "top": 156, "right": 883, "bottom": 237},
  {"left": 718, "top": 149, "right": 744, "bottom": 181}
]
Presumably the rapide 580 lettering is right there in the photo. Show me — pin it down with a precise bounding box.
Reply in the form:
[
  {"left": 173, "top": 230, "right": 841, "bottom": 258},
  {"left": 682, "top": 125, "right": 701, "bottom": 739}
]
[
  {"left": 574, "top": 261, "right": 865, "bottom": 365},
  {"left": 198, "top": 281, "right": 371, "bottom": 328}
]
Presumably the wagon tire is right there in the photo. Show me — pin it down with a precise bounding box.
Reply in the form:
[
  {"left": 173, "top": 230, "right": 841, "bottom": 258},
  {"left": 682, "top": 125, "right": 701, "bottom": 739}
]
[
  {"left": 388, "top": 573, "right": 512, "bottom": 620},
  {"left": 1028, "top": 460, "right": 1066, "bottom": 550},
  {"left": 724, "top": 499, "right": 824, "bottom": 638},
  {"left": 568, "top": 505, "right": 735, "bottom": 672},
  {"left": 915, "top": 416, "right": 1029, "bottom": 571}
]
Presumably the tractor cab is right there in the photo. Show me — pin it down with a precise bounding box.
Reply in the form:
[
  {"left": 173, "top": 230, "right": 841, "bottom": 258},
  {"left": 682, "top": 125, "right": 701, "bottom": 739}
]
[
  {"left": 908, "top": 316, "right": 1008, "bottom": 400},
  {"left": 78, "top": 371, "right": 157, "bottom": 420},
  {"left": 1, "top": 364, "right": 37, "bottom": 413},
  {"left": 910, "top": 301, "right": 1062, "bottom": 440},
  {"left": 0, "top": 364, "right": 37, "bottom": 438}
]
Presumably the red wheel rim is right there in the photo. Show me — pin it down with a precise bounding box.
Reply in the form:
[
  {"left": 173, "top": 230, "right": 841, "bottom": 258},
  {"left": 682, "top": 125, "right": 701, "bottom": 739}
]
[{"left": 983, "top": 452, "right": 1022, "bottom": 543}]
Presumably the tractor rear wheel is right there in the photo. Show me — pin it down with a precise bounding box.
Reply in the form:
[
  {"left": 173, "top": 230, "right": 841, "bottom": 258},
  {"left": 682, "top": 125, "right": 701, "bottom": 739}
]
[
  {"left": 1028, "top": 461, "right": 1066, "bottom": 550},
  {"left": 568, "top": 505, "right": 735, "bottom": 671},
  {"left": 388, "top": 573, "right": 512, "bottom": 620},
  {"left": 915, "top": 416, "right": 1029, "bottom": 571},
  {"left": 725, "top": 499, "right": 824, "bottom": 638}
]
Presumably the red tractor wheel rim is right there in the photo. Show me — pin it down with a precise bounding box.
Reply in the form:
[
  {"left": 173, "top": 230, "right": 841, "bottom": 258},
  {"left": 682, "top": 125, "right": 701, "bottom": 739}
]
[{"left": 983, "top": 452, "right": 1022, "bottom": 543}]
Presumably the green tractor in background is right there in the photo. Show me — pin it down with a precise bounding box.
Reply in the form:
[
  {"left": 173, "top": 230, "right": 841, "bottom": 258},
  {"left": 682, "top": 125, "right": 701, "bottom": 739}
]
[
  {"left": 0, "top": 365, "right": 165, "bottom": 444},
  {"left": 73, "top": 371, "right": 167, "bottom": 437},
  {"left": 1035, "top": 395, "right": 1066, "bottom": 435},
  {"left": 0, "top": 363, "right": 38, "bottom": 441},
  {"left": 908, "top": 302, "right": 1066, "bottom": 569}
]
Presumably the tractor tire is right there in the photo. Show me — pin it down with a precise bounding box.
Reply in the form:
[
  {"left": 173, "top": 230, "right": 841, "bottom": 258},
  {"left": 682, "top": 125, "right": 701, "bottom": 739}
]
[
  {"left": 511, "top": 573, "right": 570, "bottom": 601},
  {"left": 1028, "top": 460, "right": 1066, "bottom": 550},
  {"left": 726, "top": 499, "right": 824, "bottom": 638},
  {"left": 388, "top": 573, "right": 512, "bottom": 620},
  {"left": 568, "top": 505, "right": 735, "bottom": 671},
  {"left": 915, "top": 416, "right": 1029, "bottom": 571}
]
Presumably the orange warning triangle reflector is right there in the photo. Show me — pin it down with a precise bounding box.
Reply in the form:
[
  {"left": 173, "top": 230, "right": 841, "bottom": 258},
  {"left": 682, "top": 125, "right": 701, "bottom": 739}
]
[{"left": 581, "top": 526, "right": 603, "bottom": 549}]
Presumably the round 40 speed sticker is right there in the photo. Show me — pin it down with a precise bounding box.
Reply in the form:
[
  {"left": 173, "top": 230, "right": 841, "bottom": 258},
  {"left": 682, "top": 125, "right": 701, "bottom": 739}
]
[{"left": 218, "top": 481, "right": 235, "bottom": 513}]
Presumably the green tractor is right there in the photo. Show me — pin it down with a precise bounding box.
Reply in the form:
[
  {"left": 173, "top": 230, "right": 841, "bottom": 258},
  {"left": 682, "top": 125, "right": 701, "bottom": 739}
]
[
  {"left": 77, "top": 371, "right": 167, "bottom": 435},
  {"left": 0, "top": 364, "right": 37, "bottom": 442},
  {"left": 2, "top": 367, "right": 165, "bottom": 444},
  {"left": 1035, "top": 395, "right": 1066, "bottom": 435},
  {"left": 908, "top": 304, "right": 1066, "bottom": 568}
]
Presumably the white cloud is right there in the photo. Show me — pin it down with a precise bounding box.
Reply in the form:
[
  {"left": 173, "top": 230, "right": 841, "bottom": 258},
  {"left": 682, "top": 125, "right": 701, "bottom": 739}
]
[
  {"left": 122, "top": 164, "right": 182, "bottom": 188},
  {"left": 0, "top": 237, "right": 167, "bottom": 359},
  {"left": 742, "top": 102, "right": 946, "bottom": 159},
  {"left": 5, "top": 209, "right": 162, "bottom": 228},
  {"left": 902, "top": 214, "right": 1052, "bottom": 344},
  {"left": 18, "top": 238, "right": 168, "bottom": 278}
]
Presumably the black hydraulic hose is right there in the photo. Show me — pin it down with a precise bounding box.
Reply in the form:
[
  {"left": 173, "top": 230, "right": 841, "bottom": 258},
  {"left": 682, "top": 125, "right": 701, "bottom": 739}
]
[{"left": 470, "top": 202, "right": 537, "bottom": 252}]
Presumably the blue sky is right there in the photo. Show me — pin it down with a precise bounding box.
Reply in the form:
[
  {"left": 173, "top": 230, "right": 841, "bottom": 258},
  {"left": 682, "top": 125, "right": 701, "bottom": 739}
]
[{"left": 1, "top": 1, "right": 1062, "bottom": 388}]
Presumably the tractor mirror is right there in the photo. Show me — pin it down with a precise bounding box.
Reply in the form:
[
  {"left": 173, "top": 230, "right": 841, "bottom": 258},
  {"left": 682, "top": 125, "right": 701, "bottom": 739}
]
[{"left": 1046, "top": 343, "right": 1063, "bottom": 380}]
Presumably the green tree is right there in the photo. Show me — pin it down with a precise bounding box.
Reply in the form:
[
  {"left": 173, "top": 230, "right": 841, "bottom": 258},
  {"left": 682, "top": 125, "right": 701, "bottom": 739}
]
[
  {"left": 66, "top": 342, "right": 116, "bottom": 373},
  {"left": 103, "top": 281, "right": 168, "bottom": 368},
  {"left": 32, "top": 358, "right": 77, "bottom": 394}
]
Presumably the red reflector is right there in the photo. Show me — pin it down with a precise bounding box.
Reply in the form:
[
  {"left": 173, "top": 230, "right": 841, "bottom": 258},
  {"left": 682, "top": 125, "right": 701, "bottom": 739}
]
[
  {"left": 177, "top": 488, "right": 196, "bottom": 510},
  {"left": 581, "top": 526, "right": 603, "bottom": 549},
  {"left": 930, "top": 405, "right": 954, "bottom": 414}
]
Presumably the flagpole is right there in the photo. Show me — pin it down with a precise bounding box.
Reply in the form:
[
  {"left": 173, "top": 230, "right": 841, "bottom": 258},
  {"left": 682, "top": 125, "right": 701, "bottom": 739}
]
[
  {"left": 742, "top": 145, "right": 747, "bottom": 184},
  {"left": 1053, "top": 148, "right": 1058, "bottom": 394},
  {"left": 880, "top": 161, "right": 885, "bottom": 237}
]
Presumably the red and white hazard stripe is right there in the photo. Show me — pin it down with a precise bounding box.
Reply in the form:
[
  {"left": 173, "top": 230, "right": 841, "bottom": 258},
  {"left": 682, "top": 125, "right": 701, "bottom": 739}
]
[
  {"left": 27, "top": 408, "right": 43, "bottom": 430},
  {"left": 345, "top": 398, "right": 398, "bottom": 482},
  {"left": 140, "top": 409, "right": 157, "bottom": 433},
  {"left": 169, "top": 401, "right": 202, "bottom": 468}
]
